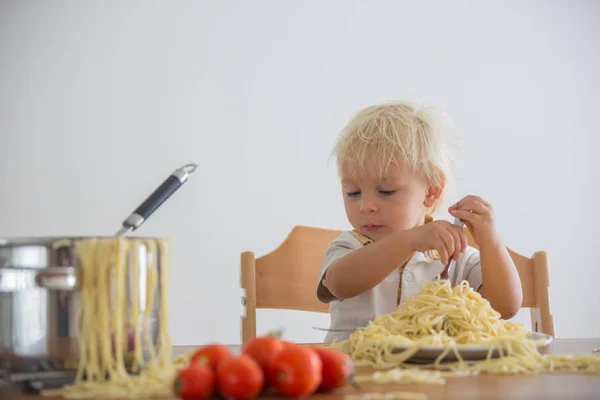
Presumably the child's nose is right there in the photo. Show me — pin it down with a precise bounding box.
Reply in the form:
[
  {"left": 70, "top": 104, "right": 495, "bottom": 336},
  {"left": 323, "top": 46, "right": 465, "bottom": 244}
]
[{"left": 359, "top": 198, "right": 378, "bottom": 213}]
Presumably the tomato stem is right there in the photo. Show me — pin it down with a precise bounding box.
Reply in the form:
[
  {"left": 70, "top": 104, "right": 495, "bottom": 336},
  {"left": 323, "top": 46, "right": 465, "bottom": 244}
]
[{"left": 265, "top": 329, "right": 283, "bottom": 339}]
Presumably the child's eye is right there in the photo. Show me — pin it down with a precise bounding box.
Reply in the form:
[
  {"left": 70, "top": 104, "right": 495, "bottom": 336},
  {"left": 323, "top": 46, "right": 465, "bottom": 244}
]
[
  {"left": 346, "top": 191, "right": 361, "bottom": 197},
  {"left": 379, "top": 190, "right": 396, "bottom": 196}
]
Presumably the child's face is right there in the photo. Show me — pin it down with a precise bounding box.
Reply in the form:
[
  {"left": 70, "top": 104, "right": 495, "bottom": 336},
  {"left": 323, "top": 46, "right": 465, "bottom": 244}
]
[{"left": 340, "top": 160, "right": 432, "bottom": 241}]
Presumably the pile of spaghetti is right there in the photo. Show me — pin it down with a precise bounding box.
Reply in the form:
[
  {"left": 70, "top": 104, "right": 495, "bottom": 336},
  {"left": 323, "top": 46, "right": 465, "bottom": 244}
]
[
  {"left": 42, "top": 237, "right": 188, "bottom": 399},
  {"left": 330, "top": 280, "right": 600, "bottom": 376}
]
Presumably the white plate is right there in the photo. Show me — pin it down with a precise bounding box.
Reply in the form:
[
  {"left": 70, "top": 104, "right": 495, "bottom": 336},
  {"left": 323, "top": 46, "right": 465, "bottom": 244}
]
[{"left": 391, "top": 332, "right": 553, "bottom": 364}]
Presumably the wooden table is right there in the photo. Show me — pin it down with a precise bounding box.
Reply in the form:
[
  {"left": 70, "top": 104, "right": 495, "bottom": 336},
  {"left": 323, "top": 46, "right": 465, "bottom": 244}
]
[{"left": 2, "top": 338, "right": 599, "bottom": 400}]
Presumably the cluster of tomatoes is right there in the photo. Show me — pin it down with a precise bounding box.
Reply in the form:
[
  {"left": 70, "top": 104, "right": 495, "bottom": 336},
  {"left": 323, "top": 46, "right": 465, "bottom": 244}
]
[{"left": 173, "top": 335, "right": 354, "bottom": 400}]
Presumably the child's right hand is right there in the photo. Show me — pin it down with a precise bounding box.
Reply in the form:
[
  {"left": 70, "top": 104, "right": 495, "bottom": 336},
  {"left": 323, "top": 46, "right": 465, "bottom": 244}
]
[{"left": 406, "top": 220, "right": 468, "bottom": 265}]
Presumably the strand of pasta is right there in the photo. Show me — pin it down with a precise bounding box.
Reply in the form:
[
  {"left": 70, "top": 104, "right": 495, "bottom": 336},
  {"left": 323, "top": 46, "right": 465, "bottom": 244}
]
[
  {"left": 130, "top": 239, "right": 142, "bottom": 373},
  {"left": 113, "top": 238, "right": 128, "bottom": 379},
  {"left": 157, "top": 239, "right": 173, "bottom": 371},
  {"left": 143, "top": 239, "right": 159, "bottom": 366}
]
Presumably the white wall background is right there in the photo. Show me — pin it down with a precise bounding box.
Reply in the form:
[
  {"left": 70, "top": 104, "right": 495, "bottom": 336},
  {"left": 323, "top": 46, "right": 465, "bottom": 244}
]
[{"left": 1, "top": 1, "right": 599, "bottom": 345}]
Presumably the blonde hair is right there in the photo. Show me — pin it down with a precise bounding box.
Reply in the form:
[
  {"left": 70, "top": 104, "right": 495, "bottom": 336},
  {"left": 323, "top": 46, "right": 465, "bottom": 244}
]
[{"left": 332, "top": 101, "right": 456, "bottom": 214}]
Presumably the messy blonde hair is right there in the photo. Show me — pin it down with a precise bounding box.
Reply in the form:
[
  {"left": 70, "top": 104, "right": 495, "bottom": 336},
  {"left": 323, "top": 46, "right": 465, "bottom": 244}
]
[{"left": 332, "top": 101, "right": 456, "bottom": 214}]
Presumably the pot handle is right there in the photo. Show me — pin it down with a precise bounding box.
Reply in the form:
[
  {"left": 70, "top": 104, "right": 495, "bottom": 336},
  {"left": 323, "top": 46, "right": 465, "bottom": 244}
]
[
  {"left": 35, "top": 267, "right": 78, "bottom": 291},
  {"left": 0, "top": 267, "right": 78, "bottom": 292}
]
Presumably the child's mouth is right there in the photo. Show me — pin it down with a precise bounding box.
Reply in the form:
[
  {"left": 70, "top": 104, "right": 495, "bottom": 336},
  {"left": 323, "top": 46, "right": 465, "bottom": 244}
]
[{"left": 363, "top": 224, "right": 383, "bottom": 232}]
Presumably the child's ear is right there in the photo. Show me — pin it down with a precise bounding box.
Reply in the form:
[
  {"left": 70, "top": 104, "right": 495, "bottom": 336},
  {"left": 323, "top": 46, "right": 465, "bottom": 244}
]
[{"left": 424, "top": 184, "right": 444, "bottom": 207}]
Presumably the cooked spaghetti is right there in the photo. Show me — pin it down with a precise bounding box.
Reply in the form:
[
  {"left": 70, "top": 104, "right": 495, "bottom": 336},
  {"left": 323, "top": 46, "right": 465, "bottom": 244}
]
[
  {"left": 42, "top": 237, "right": 178, "bottom": 399},
  {"left": 329, "top": 279, "right": 600, "bottom": 376},
  {"left": 355, "top": 369, "right": 446, "bottom": 384},
  {"left": 344, "top": 392, "right": 428, "bottom": 400}
]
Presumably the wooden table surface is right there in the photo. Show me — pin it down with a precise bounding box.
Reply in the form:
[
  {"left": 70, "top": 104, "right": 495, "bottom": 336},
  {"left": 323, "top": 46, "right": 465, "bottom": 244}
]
[{"left": 2, "top": 338, "right": 599, "bottom": 400}]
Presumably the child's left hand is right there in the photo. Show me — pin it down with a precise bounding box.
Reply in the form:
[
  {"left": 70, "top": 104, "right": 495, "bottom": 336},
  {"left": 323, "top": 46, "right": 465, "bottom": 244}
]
[{"left": 448, "top": 195, "right": 500, "bottom": 247}]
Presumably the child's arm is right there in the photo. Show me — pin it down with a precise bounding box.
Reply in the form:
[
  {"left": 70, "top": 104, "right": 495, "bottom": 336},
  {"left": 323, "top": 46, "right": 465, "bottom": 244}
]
[
  {"left": 478, "top": 239, "right": 522, "bottom": 318},
  {"left": 449, "top": 195, "right": 523, "bottom": 319},
  {"left": 325, "top": 221, "right": 468, "bottom": 300}
]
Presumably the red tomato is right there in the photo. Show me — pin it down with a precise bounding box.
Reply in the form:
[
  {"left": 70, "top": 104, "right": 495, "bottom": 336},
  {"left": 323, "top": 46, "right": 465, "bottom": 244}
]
[
  {"left": 173, "top": 363, "right": 215, "bottom": 400},
  {"left": 217, "top": 355, "right": 265, "bottom": 400},
  {"left": 243, "top": 336, "right": 284, "bottom": 373},
  {"left": 280, "top": 340, "right": 297, "bottom": 350},
  {"left": 270, "top": 346, "right": 322, "bottom": 397},
  {"left": 312, "top": 346, "right": 355, "bottom": 391},
  {"left": 190, "top": 343, "right": 232, "bottom": 370}
]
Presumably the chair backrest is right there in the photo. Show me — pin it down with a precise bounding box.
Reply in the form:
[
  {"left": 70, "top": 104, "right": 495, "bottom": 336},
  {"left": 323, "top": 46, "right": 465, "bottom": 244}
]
[
  {"left": 463, "top": 228, "right": 554, "bottom": 337},
  {"left": 240, "top": 225, "right": 554, "bottom": 344},
  {"left": 240, "top": 226, "right": 342, "bottom": 343}
]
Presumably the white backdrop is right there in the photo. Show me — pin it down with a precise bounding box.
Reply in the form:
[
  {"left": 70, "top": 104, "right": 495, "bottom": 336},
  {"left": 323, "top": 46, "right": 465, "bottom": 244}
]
[{"left": 1, "top": 1, "right": 599, "bottom": 345}]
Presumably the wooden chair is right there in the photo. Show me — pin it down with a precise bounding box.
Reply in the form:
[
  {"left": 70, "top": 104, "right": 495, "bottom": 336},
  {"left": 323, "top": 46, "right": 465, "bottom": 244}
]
[
  {"left": 240, "top": 225, "right": 555, "bottom": 344},
  {"left": 463, "top": 229, "right": 555, "bottom": 337}
]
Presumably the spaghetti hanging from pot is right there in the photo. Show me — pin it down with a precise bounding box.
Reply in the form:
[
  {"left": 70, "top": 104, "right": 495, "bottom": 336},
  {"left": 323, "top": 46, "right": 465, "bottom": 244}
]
[{"left": 42, "top": 237, "right": 188, "bottom": 399}]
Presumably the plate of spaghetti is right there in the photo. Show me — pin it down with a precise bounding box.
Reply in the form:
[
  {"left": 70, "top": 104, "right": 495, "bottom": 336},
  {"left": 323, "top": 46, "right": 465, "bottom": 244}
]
[
  {"left": 328, "top": 280, "right": 600, "bottom": 375},
  {"left": 389, "top": 331, "right": 553, "bottom": 364}
]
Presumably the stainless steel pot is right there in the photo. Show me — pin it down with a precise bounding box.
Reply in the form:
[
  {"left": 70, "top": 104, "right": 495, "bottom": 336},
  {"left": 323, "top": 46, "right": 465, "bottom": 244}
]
[
  {"left": 0, "top": 237, "right": 161, "bottom": 375},
  {"left": 0, "top": 163, "right": 197, "bottom": 388}
]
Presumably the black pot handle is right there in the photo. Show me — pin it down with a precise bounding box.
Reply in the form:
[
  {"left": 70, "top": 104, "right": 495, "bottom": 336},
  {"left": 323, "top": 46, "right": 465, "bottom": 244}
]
[{"left": 116, "top": 163, "right": 198, "bottom": 236}]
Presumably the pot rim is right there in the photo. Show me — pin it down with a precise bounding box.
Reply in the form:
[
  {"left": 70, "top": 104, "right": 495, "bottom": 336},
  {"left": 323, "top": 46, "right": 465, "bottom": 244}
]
[{"left": 0, "top": 236, "right": 163, "bottom": 246}]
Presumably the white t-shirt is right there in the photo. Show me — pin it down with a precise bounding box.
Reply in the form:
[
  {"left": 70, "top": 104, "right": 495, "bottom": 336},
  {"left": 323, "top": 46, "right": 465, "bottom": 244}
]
[{"left": 316, "top": 231, "right": 483, "bottom": 343}]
